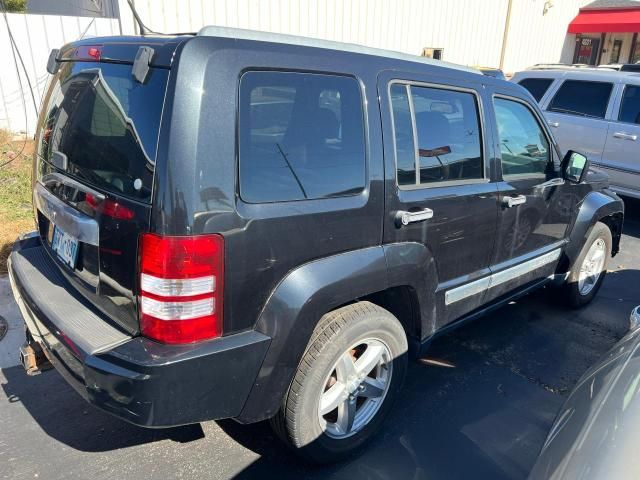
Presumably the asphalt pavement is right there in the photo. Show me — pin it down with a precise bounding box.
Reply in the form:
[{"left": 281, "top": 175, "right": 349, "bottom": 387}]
[{"left": 1, "top": 198, "right": 639, "bottom": 480}]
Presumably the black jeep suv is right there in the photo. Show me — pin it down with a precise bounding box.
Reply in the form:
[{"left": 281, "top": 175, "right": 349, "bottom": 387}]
[{"left": 8, "top": 27, "right": 624, "bottom": 463}]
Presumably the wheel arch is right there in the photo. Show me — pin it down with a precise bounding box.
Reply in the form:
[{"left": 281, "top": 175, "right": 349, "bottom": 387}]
[
  {"left": 562, "top": 190, "right": 624, "bottom": 271},
  {"left": 237, "top": 243, "right": 437, "bottom": 423}
]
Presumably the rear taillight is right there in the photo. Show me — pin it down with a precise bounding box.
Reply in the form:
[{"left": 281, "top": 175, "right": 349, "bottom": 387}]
[{"left": 138, "top": 233, "right": 224, "bottom": 344}]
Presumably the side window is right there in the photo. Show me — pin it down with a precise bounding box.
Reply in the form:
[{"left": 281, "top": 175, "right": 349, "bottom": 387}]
[
  {"left": 618, "top": 85, "right": 640, "bottom": 124},
  {"left": 548, "top": 80, "right": 613, "bottom": 119},
  {"left": 238, "top": 71, "right": 365, "bottom": 203},
  {"left": 390, "top": 83, "right": 483, "bottom": 187},
  {"left": 494, "top": 98, "right": 550, "bottom": 177},
  {"left": 518, "top": 78, "right": 554, "bottom": 102}
]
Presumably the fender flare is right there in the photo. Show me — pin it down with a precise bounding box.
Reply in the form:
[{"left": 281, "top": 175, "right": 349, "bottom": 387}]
[
  {"left": 237, "top": 243, "right": 437, "bottom": 423},
  {"left": 564, "top": 190, "right": 624, "bottom": 268}
]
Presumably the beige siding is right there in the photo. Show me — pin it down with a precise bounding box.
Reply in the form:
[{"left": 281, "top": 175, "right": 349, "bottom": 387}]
[{"left": 119, "top": 0, "right": 587, "bottom": 73}]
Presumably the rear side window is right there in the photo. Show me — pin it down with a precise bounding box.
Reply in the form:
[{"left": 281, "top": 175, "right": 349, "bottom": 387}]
[
  {"left": 238, "top": 71, "right": 365, "bottom": 203},
  {"left": 390, "top": 83, "right": 483, "bottom": 187},
  {"left": 38, "top": 62, "right": 168, "bottom": 202},
  {"left": 518, "top": 78, "right": 554, "bottom": 102},
  {"left": 618, "top": 85, "right": 640, "bottom": 124},
  {"left": 548, "top": 80, "right": 613, "bottom": 119}
]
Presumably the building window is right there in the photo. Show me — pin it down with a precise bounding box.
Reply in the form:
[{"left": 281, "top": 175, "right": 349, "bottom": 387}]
[
  {"left": 422, "top": 48, "right": 444, "bottom": 60},
  {"left": 573, "top": 36, "right": 601, "bottom": 65}
]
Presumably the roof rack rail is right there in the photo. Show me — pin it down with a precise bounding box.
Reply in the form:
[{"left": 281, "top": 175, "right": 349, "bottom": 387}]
[{"left": 196, "top": 25, "right": 479, "bottom": 75}]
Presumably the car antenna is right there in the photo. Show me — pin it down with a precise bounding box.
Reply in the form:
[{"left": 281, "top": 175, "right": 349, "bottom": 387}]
[{"left": 126, "top": 0, "right": 160, "bottom": 35}]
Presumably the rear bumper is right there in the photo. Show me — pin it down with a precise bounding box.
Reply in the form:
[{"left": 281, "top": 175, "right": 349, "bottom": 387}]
[{"left": 8, "top": 235, "right": 270, "bottom": 427}]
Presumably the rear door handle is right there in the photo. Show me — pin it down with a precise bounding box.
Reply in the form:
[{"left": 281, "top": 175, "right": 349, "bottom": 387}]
[
  {"left": 613, "top": 132, "right": 637, "bottom": 141},
  {"left": 503, "top": 195, "right": 527, "bottom": 208},
  {"left": 396, "top": 208, "right": 434, "bottom": 226},
  {"left": 548, "top": 121, "right": 559, "bottom": 128}
]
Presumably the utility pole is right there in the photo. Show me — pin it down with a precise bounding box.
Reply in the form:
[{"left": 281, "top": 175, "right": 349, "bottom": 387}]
[{"left": 499, "top": 0, "right": 513, "bottom": 70}]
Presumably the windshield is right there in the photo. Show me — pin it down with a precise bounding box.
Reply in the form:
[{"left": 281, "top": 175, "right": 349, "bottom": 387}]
[{"left": 37, "top": 61, "right": 169, "bottom": 202}]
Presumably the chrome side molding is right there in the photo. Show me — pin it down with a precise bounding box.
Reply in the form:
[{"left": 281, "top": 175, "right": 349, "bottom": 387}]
[{"left": 445, "top": 248, "right": 561, "bottom": 305}]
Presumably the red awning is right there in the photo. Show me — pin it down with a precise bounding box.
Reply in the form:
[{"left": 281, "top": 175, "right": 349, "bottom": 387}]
[{"left": 568, "top": 8, "right": 640, "bottom": 33}]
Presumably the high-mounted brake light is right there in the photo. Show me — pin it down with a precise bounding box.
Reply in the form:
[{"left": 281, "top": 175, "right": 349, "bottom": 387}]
[
  {"left": 138, "top": 234, "right": 224, "bottom": 344},
  {"left": 73, "top": 45, "right": 102, "bottom": 61}
]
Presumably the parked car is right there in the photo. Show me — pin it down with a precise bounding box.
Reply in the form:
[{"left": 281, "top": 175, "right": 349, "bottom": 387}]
[
  {"left": 598, "top": 63, "right": 640, "bottom": 73},
  {"left": 511, "top": 69, "right": 640, "bottom": 200},
  {"left": 8, "top": 27, "right": 624, "bottom": 463},
  {"left": 529, "top": 306, "right": 640, "bottom": 479}
]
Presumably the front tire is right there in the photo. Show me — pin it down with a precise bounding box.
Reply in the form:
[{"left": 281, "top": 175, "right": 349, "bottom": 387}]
[
  {"left": 270, "top": 302, "right": 408, "bottom": 464},
  {"left": 563, "top": 221, "right": 612, "bottom": 308}
]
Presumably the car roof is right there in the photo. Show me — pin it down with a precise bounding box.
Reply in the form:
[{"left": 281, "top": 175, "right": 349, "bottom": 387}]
[
  {"left": 197, "top": 25, "right": 482, "bottom": 76},
  {"left": 512, "top": 68, "right": 640, "bottom": 83}
]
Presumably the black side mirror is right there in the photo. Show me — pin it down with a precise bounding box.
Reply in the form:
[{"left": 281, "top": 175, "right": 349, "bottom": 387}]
[{"left": 562, "top": 150, "right": 589, "bottom": 183}]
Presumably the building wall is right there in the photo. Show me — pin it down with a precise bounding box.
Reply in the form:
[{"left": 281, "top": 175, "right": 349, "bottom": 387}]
[
  {"left": 118, "top": 0, "right": 589, "bottom": 73},
  {"left": 0, "top": 14, "right": 120, "bottom": 135}
]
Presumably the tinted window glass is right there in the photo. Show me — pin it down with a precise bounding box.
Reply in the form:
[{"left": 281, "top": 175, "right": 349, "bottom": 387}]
[
  {"left": 618, "top": 85, "right": 640, "bottom": 124},
  {"left": 494, "top": 98, "right": 550, "bottom": 177},
  {"left": 548, "top": 80, "right": 612, "bottom": 119},
  {"left": 518, "top": 78, "right": 554, "bottom": 102},
  {"left": 390, "top": 84, "right": 417, "bottom": 186},
  {"left": 411, "top": 86, "right": 483, "bottom": 185},
  {"left": 239, "top": 72, "right": 365, "bottom": 203},
  {"left": 39, "top": 62, "right": 168, "bottom": 202}
]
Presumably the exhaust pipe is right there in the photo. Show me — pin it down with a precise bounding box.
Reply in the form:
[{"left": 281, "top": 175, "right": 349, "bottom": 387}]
[{"left": 19, "top": 342, "right": 52, "bottom": 376}]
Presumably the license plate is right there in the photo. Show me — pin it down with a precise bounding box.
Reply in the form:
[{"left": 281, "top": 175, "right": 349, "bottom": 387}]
[{"left": 51, "top": 225, "right": 79, "bottom": 269}]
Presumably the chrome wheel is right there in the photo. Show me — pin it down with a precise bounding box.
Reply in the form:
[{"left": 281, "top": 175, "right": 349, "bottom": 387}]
[
  {"left": 578, "top": 238, "right": 606, "bottom": 296},
  {"left": 318, "top": 338, "right": 393, "bottom": 439}
]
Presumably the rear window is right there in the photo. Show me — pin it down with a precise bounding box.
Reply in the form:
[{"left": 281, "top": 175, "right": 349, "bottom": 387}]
[
  {"left": 518, "top": 78, "right": 554, "bottom": 102},
  {"left": 548, "top": 80, "right": 612, "bottom": 119},
  {"left": 38, "top": 62, "right": 168, "bottom": 202},
  {"left": 238, "top": 71, "right": 366, "bottom": 203}
]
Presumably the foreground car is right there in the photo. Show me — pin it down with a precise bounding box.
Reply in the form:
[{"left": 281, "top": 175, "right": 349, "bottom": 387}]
[
  {"left": 9, "top": 27, "right": 624, "bottom": 462},
  {"left": 530, "top": 307, "right": 640, "bottom": 479}
]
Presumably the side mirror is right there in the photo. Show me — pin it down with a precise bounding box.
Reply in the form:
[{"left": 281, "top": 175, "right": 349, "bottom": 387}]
[{"left": 562, "top": 150, "right": 589, "bottom": 183}]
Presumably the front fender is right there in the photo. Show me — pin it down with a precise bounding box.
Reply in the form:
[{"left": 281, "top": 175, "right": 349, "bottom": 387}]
[
  {"left": 564, "top": 190, "right": 624, "bottom": 268},
  {"left": 237, "top": 246, "right": 388, "bottom": 423}
]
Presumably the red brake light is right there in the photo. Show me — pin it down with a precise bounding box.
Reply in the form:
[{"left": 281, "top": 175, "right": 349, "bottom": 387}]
[
  {"left": 138, "top": 234, "right": 224, "bottom": 344},
  {"left": 74, "top": 45, "right": 102, "bottom": 61}
]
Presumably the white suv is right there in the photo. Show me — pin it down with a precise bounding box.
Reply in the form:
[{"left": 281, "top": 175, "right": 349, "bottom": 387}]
[{"left": 511, "top": 69, "right": 640, "bottom": 199}]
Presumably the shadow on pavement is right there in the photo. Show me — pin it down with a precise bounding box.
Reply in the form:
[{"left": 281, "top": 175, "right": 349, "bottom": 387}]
[{"left": 1, "top": 364, "right": 205, "bottom": 452}]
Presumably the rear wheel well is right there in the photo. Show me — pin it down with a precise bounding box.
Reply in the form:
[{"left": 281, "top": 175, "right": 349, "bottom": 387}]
[{"left": 359, "top": 286, "right": 421, "bottom": 342}]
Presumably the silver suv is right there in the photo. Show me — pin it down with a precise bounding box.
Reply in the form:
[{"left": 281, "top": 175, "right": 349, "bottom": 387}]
[{"left": 511, "top": 69, "right": 640, "bottom": 200}]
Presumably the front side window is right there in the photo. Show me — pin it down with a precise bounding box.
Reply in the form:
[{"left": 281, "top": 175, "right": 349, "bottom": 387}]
[
  {"left": 238, "top": 71, "right": 365, "bottom": 203},
  {"left": 494, "top": 98, "right": 550, "bottom": 177},
  {"left": 390, "top": 83, "right": 483, "bottom": 187},
  {"left": 548, "top": 80, "right": 613, "bottom": 119},
  {"left": 618, "top": 85, "right": 640, "bottom": 125},
  {"left": 518, "top": 78, "right": 554, "bottom": 102}
]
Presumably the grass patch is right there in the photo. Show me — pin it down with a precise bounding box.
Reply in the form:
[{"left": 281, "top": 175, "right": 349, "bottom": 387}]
[{"left": 0, "top": 129, "right": 34, "bottom": 275}]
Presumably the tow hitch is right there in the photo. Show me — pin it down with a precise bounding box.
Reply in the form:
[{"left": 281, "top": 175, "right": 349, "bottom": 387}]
[{"left": 19, "top": 341, "right": 52, "bottom": 376}]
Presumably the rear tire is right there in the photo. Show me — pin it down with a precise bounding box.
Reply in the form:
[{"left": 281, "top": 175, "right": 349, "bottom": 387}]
[
  {"left": 270, "top": 301, "right": 408, "bottom": 464},
  {"left": 562, "top": 221, "right": 612, "bottom": 308}
]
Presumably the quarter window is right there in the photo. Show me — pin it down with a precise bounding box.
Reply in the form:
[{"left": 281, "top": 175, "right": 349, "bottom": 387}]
[
  {"left": 390, "top": 83, "right": 483, "bottom": 187},
  {"left": 618, "top": 85, "right": 640, "bottom": 125},
  {"left": 239, "top": 72, "right": 366, "bottom": 203},
  {"left": 494, "top": 98, "right": 550, "bottom": 177},
  {"left": 548, "top": 80, "right": 613, "bottom": 119},
  {"left": 518, "top": 78, "right": 554, "bottom": 102}
]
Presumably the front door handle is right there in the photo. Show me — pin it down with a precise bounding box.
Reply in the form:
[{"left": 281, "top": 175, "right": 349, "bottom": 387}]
[
  {"left": 613, "top": 132, "right": 637, "bottom": 141},
  {"left": 396, "top": 208, "right": 434, "bottom": 226},
  {"left": 548, "top": 121, "right": 559, "bottom": 128},
  {"left": 503, "top": 195, "right": 527, "bottom": 208}
]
